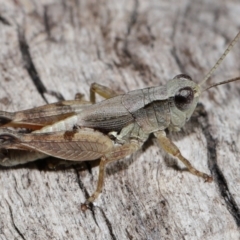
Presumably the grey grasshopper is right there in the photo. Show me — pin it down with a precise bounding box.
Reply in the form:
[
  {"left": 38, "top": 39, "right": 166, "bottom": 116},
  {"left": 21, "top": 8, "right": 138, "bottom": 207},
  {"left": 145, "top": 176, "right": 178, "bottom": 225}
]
[{"left": 0, "top": 31, "right": 240, "bottom": 207}]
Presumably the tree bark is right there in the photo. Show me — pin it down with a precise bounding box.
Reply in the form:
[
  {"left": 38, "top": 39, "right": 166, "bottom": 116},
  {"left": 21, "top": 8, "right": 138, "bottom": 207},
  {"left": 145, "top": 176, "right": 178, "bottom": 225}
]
[{"left": 0, "top": 0, "right": 240, "bottom": 239}]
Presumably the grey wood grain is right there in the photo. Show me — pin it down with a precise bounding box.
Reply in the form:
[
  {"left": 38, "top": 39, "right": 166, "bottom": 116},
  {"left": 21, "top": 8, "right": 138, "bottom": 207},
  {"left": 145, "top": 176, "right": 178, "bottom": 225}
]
[{"left": 0, "top": 0, "right": 240, "bottom": 239}]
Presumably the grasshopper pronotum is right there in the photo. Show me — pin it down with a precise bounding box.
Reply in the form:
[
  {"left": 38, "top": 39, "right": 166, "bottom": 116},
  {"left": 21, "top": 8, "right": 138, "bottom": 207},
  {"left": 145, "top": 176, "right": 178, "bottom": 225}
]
[{"left": 0, "top": 31, "right": 239, "bottom": 208}]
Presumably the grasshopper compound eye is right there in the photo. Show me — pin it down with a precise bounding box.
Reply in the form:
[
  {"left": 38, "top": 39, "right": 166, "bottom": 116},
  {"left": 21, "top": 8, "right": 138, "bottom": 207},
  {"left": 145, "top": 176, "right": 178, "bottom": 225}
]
[{"left": 174, "top": 87, "right": 194, "bottom": 110}]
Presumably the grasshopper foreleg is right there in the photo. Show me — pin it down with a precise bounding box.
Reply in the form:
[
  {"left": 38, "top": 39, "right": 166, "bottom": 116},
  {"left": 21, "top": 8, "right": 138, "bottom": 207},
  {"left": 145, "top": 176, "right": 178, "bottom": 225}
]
[{"left": 154, "top": 131, "right": 213, "bottom": 182}]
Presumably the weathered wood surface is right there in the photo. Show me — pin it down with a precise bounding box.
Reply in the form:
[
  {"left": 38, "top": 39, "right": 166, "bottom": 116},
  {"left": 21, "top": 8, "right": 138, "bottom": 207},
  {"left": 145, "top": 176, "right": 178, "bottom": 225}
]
[{"left": 0, "top": 0, "right": 240, "bottom": 239}]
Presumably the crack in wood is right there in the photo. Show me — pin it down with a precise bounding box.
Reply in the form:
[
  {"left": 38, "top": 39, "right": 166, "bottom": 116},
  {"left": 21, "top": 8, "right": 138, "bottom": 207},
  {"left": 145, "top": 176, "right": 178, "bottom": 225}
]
[
  {"left": 170, "top": 19, "right": 187, "bottom": 74},
  {"left": 43, "top": 6, "right": 51, "bottom": 39},
  {"left": 126, "top": 0, "right": 139, "bottom": 36},
  {"left": 6, "top": 201, "right": 26, "bottom": 240},
  {"left": 0, "top": 15, "right": 10, "bottom": 26},
  {"left": 17, "top": 28, "right": 64, "bottom": 103},
  {"left": 197, "top": 103, "right": 240, "bottom": 227},
  {"left": 98, "top": 208, "right": 117, "bottom": 240}
]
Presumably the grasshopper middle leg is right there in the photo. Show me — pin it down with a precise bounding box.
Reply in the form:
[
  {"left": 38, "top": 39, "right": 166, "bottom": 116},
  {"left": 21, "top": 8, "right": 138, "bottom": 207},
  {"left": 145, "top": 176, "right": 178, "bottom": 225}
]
[{"left": 90, "top": 83, "right": 119, "bottom": 103}]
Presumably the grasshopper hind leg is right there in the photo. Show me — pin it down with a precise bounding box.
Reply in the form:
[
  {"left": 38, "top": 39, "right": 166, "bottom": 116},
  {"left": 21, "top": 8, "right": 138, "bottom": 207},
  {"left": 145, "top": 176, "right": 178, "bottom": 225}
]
[{"left": 82, "top": 140, "right": 140, "bottom": 210}]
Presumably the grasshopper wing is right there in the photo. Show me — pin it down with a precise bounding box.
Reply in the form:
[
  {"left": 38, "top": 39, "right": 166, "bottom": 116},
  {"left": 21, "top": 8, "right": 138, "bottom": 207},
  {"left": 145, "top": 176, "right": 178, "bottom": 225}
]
[{"left": 0, "top": 100, "right": 91, "bottom": 130}]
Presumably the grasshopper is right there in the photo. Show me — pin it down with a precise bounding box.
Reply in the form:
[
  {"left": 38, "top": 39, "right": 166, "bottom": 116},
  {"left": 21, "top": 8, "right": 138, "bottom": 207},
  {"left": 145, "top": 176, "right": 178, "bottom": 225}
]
[{"left": 0, "top": 31, "right": 240, "bottom": 208}]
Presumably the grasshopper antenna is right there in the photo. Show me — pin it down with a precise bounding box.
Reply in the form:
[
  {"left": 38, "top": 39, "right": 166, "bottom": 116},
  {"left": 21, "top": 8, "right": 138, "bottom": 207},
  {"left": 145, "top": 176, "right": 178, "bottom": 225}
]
[
  {"left": 199, "top": 31, "right": 240, "bottom": 88},
  {"left": 204, "top": 77, "right": 240, "bottom": 91}
]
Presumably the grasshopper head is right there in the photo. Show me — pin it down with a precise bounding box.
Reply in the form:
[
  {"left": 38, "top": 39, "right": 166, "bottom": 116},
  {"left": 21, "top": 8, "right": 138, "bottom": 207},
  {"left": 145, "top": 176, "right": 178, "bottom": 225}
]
[
  {"left": 166, "top": 74, "right": 199, "bottom": 131},
  {"left": 166, "top": 31, "right": 240, "bottom": 131}
]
